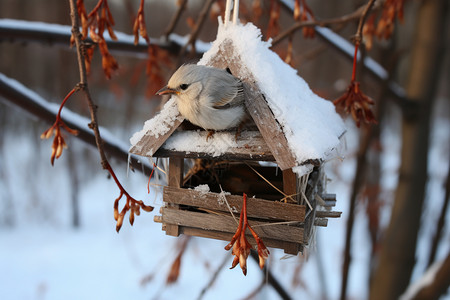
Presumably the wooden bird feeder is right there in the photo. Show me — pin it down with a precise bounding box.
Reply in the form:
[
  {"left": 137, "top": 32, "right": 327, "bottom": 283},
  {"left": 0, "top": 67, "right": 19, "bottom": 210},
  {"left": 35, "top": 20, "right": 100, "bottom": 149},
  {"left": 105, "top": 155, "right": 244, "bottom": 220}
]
[{"left": 130, "top": 28, "right": 344, "bottom": 255}]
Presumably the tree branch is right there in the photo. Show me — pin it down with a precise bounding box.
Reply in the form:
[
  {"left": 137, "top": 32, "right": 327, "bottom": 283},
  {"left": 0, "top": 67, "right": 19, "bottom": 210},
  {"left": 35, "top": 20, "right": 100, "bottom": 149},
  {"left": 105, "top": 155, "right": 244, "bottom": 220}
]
[
  {"left": 179, "top": 0, "right": 215, "bottom": 58},
  {"left": 272, "top": 2, "right": 376, "bottom": 47},
  {"left": 0, "top": 72, "right": 153, "bottom": 176},
  {"left": 0, "top": 19, "right": 202, "bottom": 57},
  {"left": 164, "top": 0, "right": 188, "bottom": 39}
]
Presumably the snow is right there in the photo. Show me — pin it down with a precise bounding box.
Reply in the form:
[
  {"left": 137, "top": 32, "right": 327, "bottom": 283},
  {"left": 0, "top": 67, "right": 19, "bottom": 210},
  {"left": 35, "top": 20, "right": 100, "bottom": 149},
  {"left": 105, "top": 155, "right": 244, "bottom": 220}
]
[
  {"left": 162, "top": 130, "right": 238, "bottom": 157},
  {"left": 194, "top": 184, "right": 211, "bottom": 193},
  {"left": 129, "top": 97, "right": 184, "bottom": 155},
  {"left": 199, "top": 19, "right": 346, "bottom": 174}
]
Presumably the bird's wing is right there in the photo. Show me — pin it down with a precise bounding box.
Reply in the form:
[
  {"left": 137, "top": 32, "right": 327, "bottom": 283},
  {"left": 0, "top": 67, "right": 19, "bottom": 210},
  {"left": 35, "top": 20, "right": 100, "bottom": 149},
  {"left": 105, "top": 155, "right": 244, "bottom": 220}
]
[{"left": 204, "top": 71, "right": 244, "bottom": 110}]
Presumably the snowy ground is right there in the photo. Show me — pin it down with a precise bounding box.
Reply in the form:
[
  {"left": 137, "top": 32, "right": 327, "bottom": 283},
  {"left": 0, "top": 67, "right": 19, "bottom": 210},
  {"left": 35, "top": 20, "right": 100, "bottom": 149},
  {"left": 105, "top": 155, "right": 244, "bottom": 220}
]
[{"left": 1, "top": 95, "right": 449, "bottom": 300}]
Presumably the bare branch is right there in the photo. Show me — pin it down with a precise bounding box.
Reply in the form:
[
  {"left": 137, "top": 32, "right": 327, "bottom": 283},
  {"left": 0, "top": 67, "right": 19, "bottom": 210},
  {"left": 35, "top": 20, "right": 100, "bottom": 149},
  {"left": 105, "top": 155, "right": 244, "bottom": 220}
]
[
  {"left": 179, "top": 0, "right": 215, "bottom": 58},
  {"left": 164, "top": 0, "right": 188, "bottom": 39},
  {"left": 0, "top": 19, "right": 202, "bottom": 57},
  {"left": 0, "top": 72, "right": 153, "bottom": 177}
]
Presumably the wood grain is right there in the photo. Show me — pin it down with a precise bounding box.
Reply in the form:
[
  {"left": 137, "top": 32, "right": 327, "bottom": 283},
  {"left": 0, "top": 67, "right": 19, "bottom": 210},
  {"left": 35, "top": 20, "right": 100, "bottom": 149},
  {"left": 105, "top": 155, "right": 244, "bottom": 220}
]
[
  {"left": 161, "top": 207, "right": 304, "bottom": 243},
  {"left": 163, "top": 186, "right": 306, "bottom": 221}
]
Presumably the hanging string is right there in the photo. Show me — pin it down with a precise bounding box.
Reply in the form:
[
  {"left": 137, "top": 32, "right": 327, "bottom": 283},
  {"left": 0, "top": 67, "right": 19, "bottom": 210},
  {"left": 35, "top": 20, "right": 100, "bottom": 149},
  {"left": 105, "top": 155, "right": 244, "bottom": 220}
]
[
  {"left": 224, "top": 0, "right": 239, "bottom": 26},
  {"left": 232, "top": 0, "right": 239, "bottom": 24}
]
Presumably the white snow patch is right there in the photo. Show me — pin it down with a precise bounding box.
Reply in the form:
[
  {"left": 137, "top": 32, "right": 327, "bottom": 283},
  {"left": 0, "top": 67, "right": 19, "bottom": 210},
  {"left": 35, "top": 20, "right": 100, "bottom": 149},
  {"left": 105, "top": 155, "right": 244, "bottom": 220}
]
[
  {"left": 193, "top": 184, "right": 211, "bottom": 193},
  {"left": 129, "top": 97, "right": 184, "bottom": 151},
  {"left": 162, "top": 130, "right": 238, "bottom": 157}
]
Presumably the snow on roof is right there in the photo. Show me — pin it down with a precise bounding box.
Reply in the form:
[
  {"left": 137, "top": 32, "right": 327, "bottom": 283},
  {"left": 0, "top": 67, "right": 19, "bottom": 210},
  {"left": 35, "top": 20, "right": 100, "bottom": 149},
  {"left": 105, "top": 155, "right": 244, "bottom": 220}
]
[
  {"left": 199, "top": 20, "right": 345, "bottom": 170},
  {"left": 129, "top": 98, "right": 183, "bottom": 155},
  {"left": 130, "top": 19, "right": 345, "bottom": 174}
]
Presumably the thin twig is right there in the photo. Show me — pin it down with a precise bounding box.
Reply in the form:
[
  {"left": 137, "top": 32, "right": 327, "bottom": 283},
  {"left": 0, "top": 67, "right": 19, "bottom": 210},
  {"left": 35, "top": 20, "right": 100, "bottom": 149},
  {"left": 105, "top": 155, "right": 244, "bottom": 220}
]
[
  {"left": 196, "top": 253, "right": 229, "bottom": 300},
  {"left": 354, "top": 0, "right": 377, "bottom": 44},
  {"left": 249, "top": 251, "right": 293, "bottom": 300},
  {"left": 164, "top": 0, "right": 188, "bottom": 39},
  {"left": 69, "top": 0, "right": 152, "bottom": 231},
  {"left": 179, "top": 0, "right": 215, "bottom": 58},
  {"left": 272, "top": 1, "right": 381, "bottom": 47},
  {"left": 69, "top": 0, "right": 108, "bottom": 166}
]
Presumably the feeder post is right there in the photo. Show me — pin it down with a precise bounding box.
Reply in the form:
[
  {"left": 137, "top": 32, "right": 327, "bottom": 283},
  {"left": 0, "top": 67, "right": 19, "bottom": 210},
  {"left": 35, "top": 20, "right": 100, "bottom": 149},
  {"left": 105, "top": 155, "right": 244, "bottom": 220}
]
[
  {"left": 283, "top": 168, "right": 298, "bottom": 203},
  {"left": 165, "top": 157, "right": 184, "bottom": 236}
]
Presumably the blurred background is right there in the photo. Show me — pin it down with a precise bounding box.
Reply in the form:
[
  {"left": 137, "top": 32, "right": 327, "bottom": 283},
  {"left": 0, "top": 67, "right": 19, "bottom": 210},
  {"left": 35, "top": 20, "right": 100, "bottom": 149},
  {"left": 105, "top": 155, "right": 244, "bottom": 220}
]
[{"left": 0, "top": 0, "right": 449, "bottom": 299}]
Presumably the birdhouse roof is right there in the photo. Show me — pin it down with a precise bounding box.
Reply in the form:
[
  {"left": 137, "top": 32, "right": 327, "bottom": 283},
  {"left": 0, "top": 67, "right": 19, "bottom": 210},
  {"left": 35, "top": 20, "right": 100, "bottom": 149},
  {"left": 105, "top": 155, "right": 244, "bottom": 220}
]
[{"left": 130, "top": 20, "right": 345, "bottom": 176}]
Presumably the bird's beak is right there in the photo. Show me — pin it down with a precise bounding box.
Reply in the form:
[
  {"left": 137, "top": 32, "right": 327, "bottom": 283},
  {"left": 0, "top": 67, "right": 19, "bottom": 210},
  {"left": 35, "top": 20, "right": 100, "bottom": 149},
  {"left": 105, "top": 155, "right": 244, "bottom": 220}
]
[{"left": 156, "top": 86, "right": 178, "bottom": 95}]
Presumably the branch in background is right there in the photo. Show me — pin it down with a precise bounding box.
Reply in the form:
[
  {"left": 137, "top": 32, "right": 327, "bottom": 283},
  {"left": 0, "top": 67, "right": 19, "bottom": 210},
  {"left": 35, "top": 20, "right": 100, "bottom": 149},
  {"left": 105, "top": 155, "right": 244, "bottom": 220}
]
[
  {"left": 272, "top": 2, "right": 373, "bottom": 46},
  {"left": 164, "top": 0, "right": 188, "bottom": 39},
  {"left": 178, "top": 0, "right": 215, "bottom": 59},
  {"left": 0, "top": 19, "right": 203, "bottom": 57},
  {"left": 401, "top": 253, "right": 450, "bottom": 300},
  {"left": 0, "top": 18, "right": 408, "bottom": 107},
  {"left": 197, "top": 253, "right": 230, "bottom": 300},
  {"left": 0, "top": 72, "right": 152, "bottom": 175},
  {"left": 277, "top": 0, "right": 411, "bottom": 109},
  {"left": 249, "top": 251, "right": 293, "bottom": 300}
]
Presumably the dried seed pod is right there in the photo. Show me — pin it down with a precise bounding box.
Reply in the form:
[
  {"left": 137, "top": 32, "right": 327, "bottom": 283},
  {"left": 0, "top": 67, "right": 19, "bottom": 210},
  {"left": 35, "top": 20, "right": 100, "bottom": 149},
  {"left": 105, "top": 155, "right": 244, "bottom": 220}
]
[
  {"left": 113, "top": 197, "right": 120, "bottom": 221},
  {"left": 116, "top": 211, "right": 125, "bottom": 232},
  {"left": 140, "top": 203, "right": 154, "bottom": 212},
  {"left": 129, "top": 207, "right": 135, "bottom": 226}
]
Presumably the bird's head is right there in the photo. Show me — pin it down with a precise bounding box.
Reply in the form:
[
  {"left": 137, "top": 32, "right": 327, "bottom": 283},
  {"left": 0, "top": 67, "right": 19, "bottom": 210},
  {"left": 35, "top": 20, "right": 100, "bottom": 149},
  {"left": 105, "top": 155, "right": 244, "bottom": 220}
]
[{"left": 156, "top": 64, "right": 204, "bottom": 100}]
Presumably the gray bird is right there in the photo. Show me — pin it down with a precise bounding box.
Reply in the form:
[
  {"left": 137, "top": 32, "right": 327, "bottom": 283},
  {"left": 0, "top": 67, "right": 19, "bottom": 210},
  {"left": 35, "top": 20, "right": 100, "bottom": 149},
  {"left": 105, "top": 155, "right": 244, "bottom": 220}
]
[{"left": 157, "top": 64, "right": 246, "bottom": 132}]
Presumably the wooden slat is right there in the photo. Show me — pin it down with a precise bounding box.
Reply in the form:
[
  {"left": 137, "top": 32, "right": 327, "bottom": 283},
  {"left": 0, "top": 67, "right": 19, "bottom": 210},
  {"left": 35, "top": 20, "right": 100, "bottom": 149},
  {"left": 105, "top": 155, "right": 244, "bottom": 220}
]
[
  {"left": 161, "top": 207, "right": 304, "bottom": 243},
  {"left": 165, "top": 157, "right": 184, "bottom": 236},
  {"left": 283, "top": 169, "right": 298, "bottom": 199},
  {"left": 179, "top": 227, "right": 301, "bottom": 255},
  {"left": 315, "top": 211, "right": 342, "bottom": 218},
  {"left": 168, "top": 157, "right": 184, "bottom": 188},
  {"left": 163, "top": 186, "right": 306, "bottom": 222},
  {"left": 242, "top": 84, "right": 297, "bottom": 170},
  {"left": 129, "top": 113, "right": 183, "bottom": 157},
  {"left": 153, "top": 130, "right": 275, "bottom": 161},
  {"left": 204, "top": 39, "right": 297, "bottom": 171}
]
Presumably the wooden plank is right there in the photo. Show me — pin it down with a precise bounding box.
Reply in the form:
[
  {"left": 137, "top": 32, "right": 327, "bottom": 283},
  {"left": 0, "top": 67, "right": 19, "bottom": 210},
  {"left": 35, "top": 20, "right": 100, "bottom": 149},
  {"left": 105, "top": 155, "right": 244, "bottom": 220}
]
[
  {"left": 242, "top": 84, "right": 297, "bottom": 170},
  {"left": 165, "top": 157, "right": 184, "bottom": 236},
  {"left": 161, "top": 207, "right": 304, "bottom": 243},
  {"left": 283, "top": 169, "right": 298, "bottom": 200},
  {"left": 204, "top": 39, "right": 297, "bottom": 171},
  {"left": 153, "top": 130, "right": 275, "bottom": 161},
  {"left": 129, "top": 112, "right": 183, "bottom": 157},
  {"left": 168, "top": 157, "right": 184, "bottom": 188},
  {"left": 163, "top": 186, "right": 306, "bottom": 222},
  {"left": 315, "top": 211, "right": 342, "bottom": 218},
  {"left": 179, "top": 227, "right": 301, "bottom": 255}
]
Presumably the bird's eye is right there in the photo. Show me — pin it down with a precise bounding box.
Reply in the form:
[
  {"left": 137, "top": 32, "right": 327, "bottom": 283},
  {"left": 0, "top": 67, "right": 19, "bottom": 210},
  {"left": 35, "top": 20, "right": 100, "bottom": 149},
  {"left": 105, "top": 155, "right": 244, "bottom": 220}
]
[{"left": 180, "top": 84, "right": 189, "bottom": 90}]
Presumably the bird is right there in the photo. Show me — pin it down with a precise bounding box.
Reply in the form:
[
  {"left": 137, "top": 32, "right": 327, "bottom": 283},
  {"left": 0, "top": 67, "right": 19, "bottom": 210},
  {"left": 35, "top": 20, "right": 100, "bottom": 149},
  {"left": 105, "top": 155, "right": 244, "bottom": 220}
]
[{"left": 156, "top": 64, "right": 246, "bottom": 136}]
